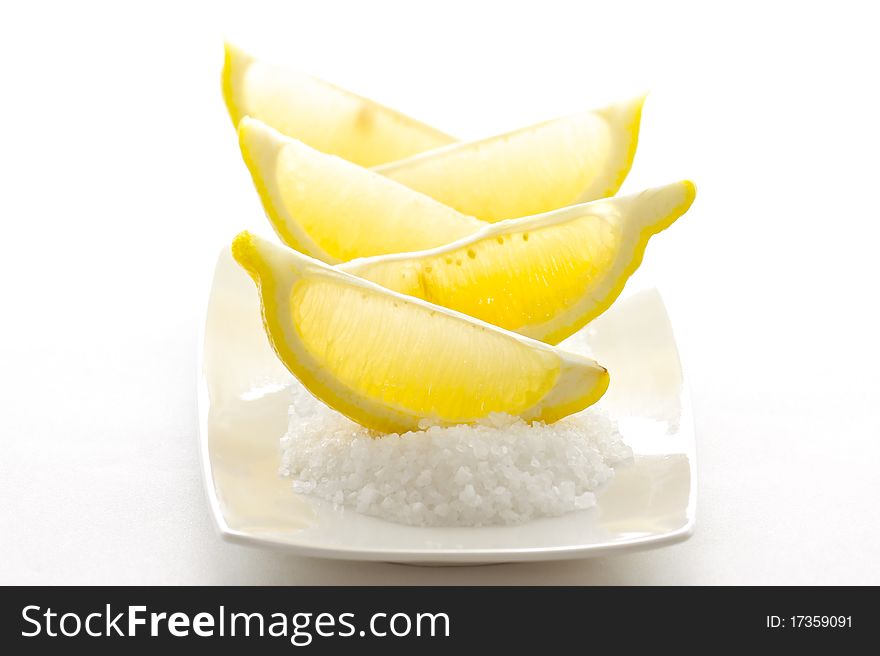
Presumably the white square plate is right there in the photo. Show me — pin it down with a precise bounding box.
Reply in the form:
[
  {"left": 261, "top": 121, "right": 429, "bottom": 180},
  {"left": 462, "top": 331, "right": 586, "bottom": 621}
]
[{"left": 197, "top": 249, "right": 696, "bottom": 564}]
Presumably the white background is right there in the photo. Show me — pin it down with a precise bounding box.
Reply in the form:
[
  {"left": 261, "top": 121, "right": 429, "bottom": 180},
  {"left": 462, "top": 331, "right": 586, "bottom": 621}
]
[{"left": 1, "top": 0, "right": 878, "bottom": 584}]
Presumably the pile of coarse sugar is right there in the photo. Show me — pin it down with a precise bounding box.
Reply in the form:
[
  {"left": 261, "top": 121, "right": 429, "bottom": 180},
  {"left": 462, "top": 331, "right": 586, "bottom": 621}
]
[{"left": 279, "top": 382, "right": 631, "bottom": 527}]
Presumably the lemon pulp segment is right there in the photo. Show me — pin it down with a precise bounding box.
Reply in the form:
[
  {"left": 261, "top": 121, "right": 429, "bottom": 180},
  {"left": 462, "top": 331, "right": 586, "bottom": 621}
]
[
  {"left": 343, "top": 181, "right": 696, "bottom": 344},
  {"left": 232, "top": 232, "right": 609, "bottom": 433},
  {"left": 222, "top": 43, "right": 455, "bottom": 166},
  {"left": 373, "top": 96, "right": 645, "bottom": 221},
  {"left": 292, "top": 279, "right": 558, "bottom": 417},
  {"left": 238, "top": 117, "right": 484, "bottom": 263}
]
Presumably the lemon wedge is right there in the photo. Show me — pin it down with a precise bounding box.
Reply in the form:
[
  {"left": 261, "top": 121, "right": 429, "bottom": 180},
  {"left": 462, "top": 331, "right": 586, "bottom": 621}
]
[
  {"left": 232, "top": 232, "right": 609, "bottom": 433},
  {"left": 238, "top": 117, "right": 483, "bottom": 263},
  {"left": 222, "top": 43, "right": 455, "bottom": 166},
  {"left": 374, "top": 96, "right": 645, "bottom": 221},
  {"left": 342, "top": 181, "right": 695, "bottom": 345}
]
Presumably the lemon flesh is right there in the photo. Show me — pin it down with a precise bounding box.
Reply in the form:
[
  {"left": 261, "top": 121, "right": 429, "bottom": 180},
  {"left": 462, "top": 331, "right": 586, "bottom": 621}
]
[
  {"left": 343, "top": 181, "right": 695, "bottom": 345},
  {"left": 232, "top": 232, "right": 609, "bottom": 433},
  {"left": 222, "top": 43, "right": 455, "bottom": 166},
  {"left": 374, "top": 97, "right": 645, "bottom": 222},
  {"left": 238, "top": 117, "right": 484, "bottom": 263}
]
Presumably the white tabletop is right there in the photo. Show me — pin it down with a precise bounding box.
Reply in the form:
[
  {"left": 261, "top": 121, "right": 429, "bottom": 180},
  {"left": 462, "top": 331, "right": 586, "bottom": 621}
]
[{"left": 2, "top": 0, "right": 879, "bottom": 585}]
